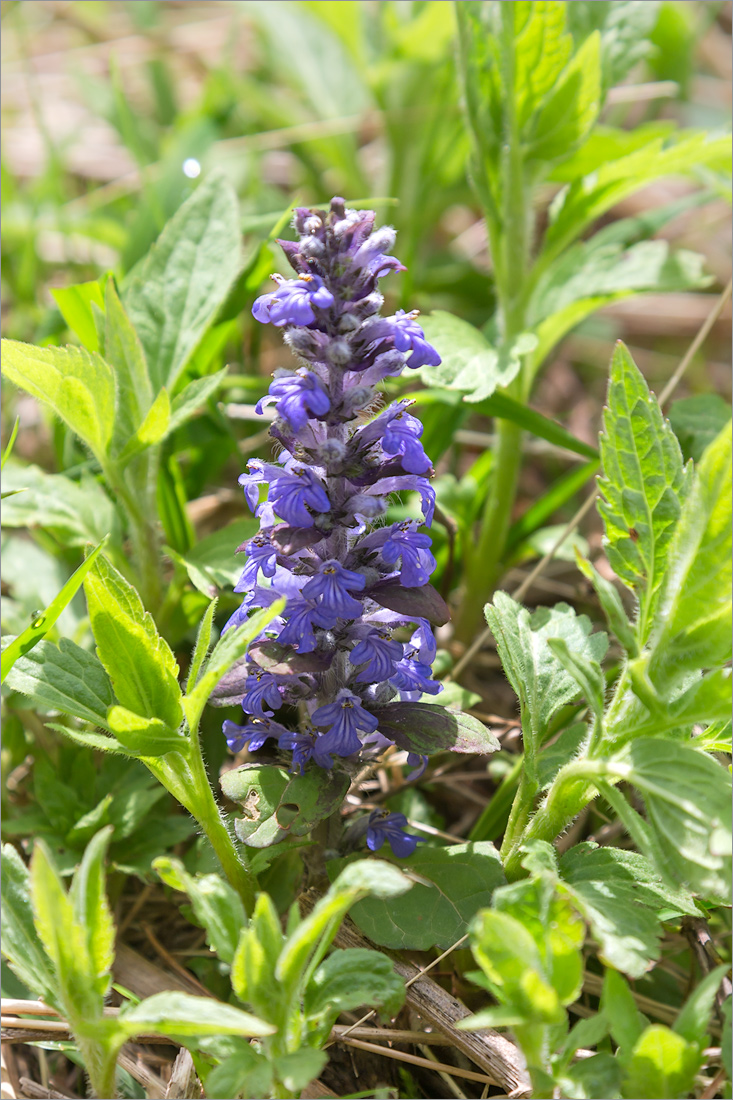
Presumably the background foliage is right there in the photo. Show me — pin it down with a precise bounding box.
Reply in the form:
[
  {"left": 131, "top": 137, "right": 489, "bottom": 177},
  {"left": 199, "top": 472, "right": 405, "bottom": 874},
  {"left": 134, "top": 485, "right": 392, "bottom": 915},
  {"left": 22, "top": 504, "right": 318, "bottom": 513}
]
[{"left": 1, "top": 2, "right": 731, "bottom": 1099}]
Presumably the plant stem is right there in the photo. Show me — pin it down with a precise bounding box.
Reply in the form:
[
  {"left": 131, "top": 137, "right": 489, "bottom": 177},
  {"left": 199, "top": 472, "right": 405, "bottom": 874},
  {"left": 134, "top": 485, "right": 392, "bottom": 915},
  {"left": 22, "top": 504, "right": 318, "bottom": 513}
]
[
  {"left": 150, "top": 742, "right": 258, "bottom": 916},
  {"left": 454, "top": 6, "right": 531, "bottom": 645}
]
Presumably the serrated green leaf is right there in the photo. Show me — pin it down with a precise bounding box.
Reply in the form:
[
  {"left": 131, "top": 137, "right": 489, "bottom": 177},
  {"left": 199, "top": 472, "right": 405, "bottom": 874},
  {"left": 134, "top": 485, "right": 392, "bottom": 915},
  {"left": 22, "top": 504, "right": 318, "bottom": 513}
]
[
  {"left": 559, "top": 843, "right": 697, "bottom": 978},
  {"left": 1, "top": 340, "right": 115, "bottom": 460},
  {"left": 84, "top": 554, "right": 183, "bottom": 730},
  {"left": 4, "top": 637, "right": 116, "bottom": 728},
  {"left": 598, "top": 341, "right": 690, "bottom": 642},
  {"left": 622, "top": 1025, "right": 701, "bottom": 1100},
  {"left": 123, "top": 173, "right": 243, "bottom": 390},
  {"left": 69, "top": 828, "right": 115, "bottom": 1000},
  {"left": 1, "top": 538, "right": 108, "bottom": 680},
  {"left": 625, "top": 738, "right": 732, "bottom": 902},
  {"left": 1, "top": 463, "right": 118, "bottom": 548},
  {"left": 277, "top": 858, "right": 412, "bottom": 994},
  {"left": 485, "top": 593, "right": 607, "bottom": 752},
  {"left": 328, "top": 844, "right": 505, "bottom": 951},
  {"left": 463, "top": 908, "right": 564, "bottom": 1027},
  {"left": 668, "top": 393, "right": 732, "bottom": 464},
  {"left": 1, "top": 844, "right": 59, "bottom": 1008},
  {"left": 648, "top": 423, "right": 732, "bottom": 687}
]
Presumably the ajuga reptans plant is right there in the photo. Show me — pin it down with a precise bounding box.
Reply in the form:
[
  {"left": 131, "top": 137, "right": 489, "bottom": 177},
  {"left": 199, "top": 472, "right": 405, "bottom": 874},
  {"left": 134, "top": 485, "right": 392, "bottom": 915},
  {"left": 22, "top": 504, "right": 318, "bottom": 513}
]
[{"left": 221, "top": 198, "right": 446, "bottom": 855}]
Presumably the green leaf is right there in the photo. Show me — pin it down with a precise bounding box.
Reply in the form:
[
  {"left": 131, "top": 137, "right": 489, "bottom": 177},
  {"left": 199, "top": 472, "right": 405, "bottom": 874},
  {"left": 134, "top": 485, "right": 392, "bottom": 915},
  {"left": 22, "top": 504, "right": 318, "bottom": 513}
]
[
  {"left": 673, "top": 964, "right": 728, "bottom": 1049},
  {"left": 106, "top": 706, "right": 187, "bottom": 756},
  {"left": 1, "top": 844, "right": 59, "bottom": 1008},
  {"left": 558, "top": 1052, "right": 622, "bottom": 1100},
  {"left": 567, "top": 1, "right": 661, "bottom": 91},
  {"left": 668, "top": 394, "right": 732, "bottom": 464},
  {"left": 184, "top": 602, "right": 284, "bottom": 723},
  {"left": 221, "top": 763, "right": 350, "bottom": 848},
  {"left": 625, "top": 738, "right": 732, "bottom": 902},
  {"left": 51, "top": 278, "right": 106, "bottom": 353},
  {"left": 559, "top": 843, "right": 697, "bottom": 978},
  {"left": 462, "top": 909, "right": 564, "bottom": 1027},
  {"left": 575, "top": 552, "right": 637, "bottom": 655},
  {"left": 512, "top": 1, "right": 573, "bottom": 131},
  {"left": 186, "top": 598, "right": 217, "bottom": 693},
  {"left": 525, "top": 32, "right": 601, "bottom": 163},
  {"left": 116, "top": 387, "right": 171, "bottom": 466},
  {"left": 69, "top": 828, "right": 115, "bottom": 1000},
  {"left": 648, "top": 424, "right": 732, "bottom": 687},
  {"left": 154, "top": 856, "right": 245, "bottom": 966},
  {"left": 4, "top": 637, "right": 115, "bottom": 729},
  {"left": 598, "top": 341, "right": 690, "bottom": 641},
  {"left": 273, "top": 1050, "right": 327, "bottom": 1095},
  {"left": 471, "top": 391, "right": 599, "bottom": 459},
  {"left": 170, "top": 518, "right": 259, "bottom": 596},
  {"left": 546, "top": 637, "right": 605, "bottom": 720},
  {"left": 722, "top": 998, "right": 732, "bottom": 1079},
  {"left": 205, "top": 1049, "right": 272, "bottom": 1100},
  {"left": 168, "top": 368, "right": 227, "bottom": 434},
  {"left": 307, "top": 948, "right": 405, "bottom": 1029},
  {"left": 328, "top": 843, "right": 506, "bottom": 951},
  {"left": 600, "top": 968, "right": 645, "bottom": 1054},
  {"left": 104, "top": 281, "right": 153, "bottom": 452},
  {"left": 84, "top": 555, "right": 183, "bottom": 730},
  {"left": 491, "top": 864, "right": 585, "bottom": 1007},
  {"left": 1, "top": 463, "right": 118, "bottom": 548},
  {"left": 485, "top": 593, "right": 607, "bottom": 752},
  {"left": 622, "top": 1025, "right": 701, "bottom": 1100},
  {"left": 1, "top": 538, "right": 108, "bottom": 680},
  {"left": 231, "top": 895, "right": 283, "bottom": 1015},
  {"left": 123, "top": 173, "right": 243, "bottom": 390},
  {"left": 118, "top": 990, "right": 274, "bottom": 1039},
  {"left": 543, "top": 133, "right": 731, "bottom": 264},
  {"left": 30, "top": 840, "right": 102, "bottom": 1022},
  {"left": 530, "top": 236, "right": 711, "bottom": 368},
  {"left": 1, "top": 341, "right": 115, "bottom": 460},
  {"left": 418, "top": 312, "right": 537, "bottom": 402},
  {"left": 276, "top": 858, "right": 411, "bottom": 995}
]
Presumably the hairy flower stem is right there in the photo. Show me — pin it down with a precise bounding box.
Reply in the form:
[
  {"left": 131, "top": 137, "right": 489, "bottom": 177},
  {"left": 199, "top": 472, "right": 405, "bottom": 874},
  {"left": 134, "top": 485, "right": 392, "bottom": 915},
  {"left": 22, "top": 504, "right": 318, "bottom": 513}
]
[{"left": 149, "top": 741, "right": 258, "bottom": 915}]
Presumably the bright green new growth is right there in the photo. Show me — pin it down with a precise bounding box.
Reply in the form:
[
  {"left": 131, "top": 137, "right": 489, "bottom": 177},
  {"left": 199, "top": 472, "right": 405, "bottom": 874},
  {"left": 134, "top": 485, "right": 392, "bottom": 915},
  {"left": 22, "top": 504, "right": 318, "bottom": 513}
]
[
  {"left": 598, "top": 341, "right": 691, "bottom": 643},
  {"left": 1, "top": 831, "right": 273, "bottom": 1100},
  {"left": 153, "top": 856, "right": 411, "bottom": 1100},
  {"left": 488, "top": 345, "right": 732, "bottom": 913}
]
